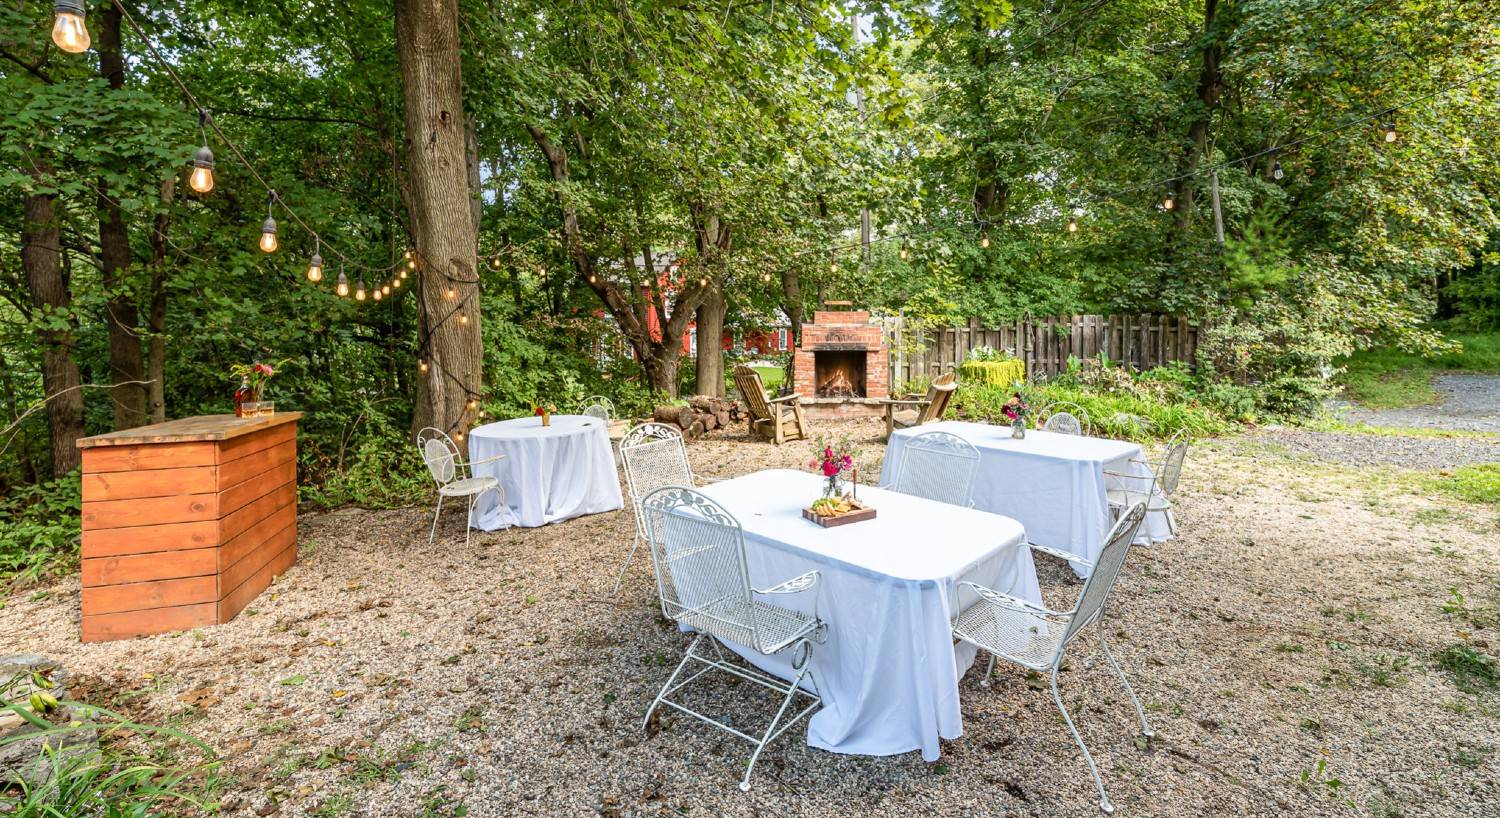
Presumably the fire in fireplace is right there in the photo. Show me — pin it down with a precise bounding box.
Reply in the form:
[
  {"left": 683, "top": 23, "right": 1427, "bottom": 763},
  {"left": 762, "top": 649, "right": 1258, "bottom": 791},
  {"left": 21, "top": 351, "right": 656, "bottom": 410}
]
[{"left": 815, "top": 351, "right": 867, "bottom": 398}]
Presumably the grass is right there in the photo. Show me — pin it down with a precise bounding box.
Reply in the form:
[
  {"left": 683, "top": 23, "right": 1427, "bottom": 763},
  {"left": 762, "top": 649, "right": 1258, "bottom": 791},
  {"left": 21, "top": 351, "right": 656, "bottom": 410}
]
[
  {"left": 1435, "top": 644, "right": 1500, "bottom": 695},
  {"left": 1426, "top": 464, "right": 1500, "bottom": 506},
  {"left": 1337, "top": 332, "right": 1500, "bottom": 408}
]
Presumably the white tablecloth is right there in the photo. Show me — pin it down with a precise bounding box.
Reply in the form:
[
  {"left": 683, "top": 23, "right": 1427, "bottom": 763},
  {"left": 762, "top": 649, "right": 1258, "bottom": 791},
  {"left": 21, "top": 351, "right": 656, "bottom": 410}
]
[
  {"left": 881, "top": 421, "right": 1173, "bottom": 578},
  {"left": 466, "top": 415, "right": 624, "bottom": 530},
  {"left": 697, "top": 469, "right": 1040, "bottom": 761}
]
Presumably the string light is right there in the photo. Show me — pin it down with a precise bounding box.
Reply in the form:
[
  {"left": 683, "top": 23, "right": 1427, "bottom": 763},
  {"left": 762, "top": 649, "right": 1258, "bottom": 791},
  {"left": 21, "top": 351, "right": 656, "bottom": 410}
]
[
  {"left": 1161, "top": 186, "right": 1176, "bottom": 211},
  {"left": 979, "top": 231, "right": 990, "bottom": 249},
  {"left": 259, "top": 191, "right": 278, "bottom": 253},
  {"left": 457, "top": 308, "right": 469, "bottom": 325},
  {"left": 491, "top": 257, "right": 501, "bottom": 270},
  {"left": 307, "top": 238, "right": 323, "bottom": 282},
  {"left": 418, "top": 358, "right": 429, "bottom": 373},
  {"left": 382, "top": 283, "right": 391, "bottom": 296},
  {"left": 372, "top": 286, "right": 383, "bottom": 302},
  {"left": 466, "top": 398, "right": 478, "bottom": 410},
  {"left": 588, "top": 273, "right": 597, "bottom": 284},
  {"left": 446, "top": 285, "right": 457, "bottom": 299},
  {"left": 1272, "top": 157, "right": 1285, "bottom": 180},
  {"left": 407, "top": 260, "right": 416, "bottom": 271},
  {"left": 830, "top": 261, "right": 838, "bottom": 273},
  {"left": 404, "top": 249, "right": 412, "bottom": 260},
  {"left": 699, "top": 277, "right": 707, "bottom": 286},
  {"left": 393, "top": 276, "right": 402, "bottom": 288},
  {"left": 1066, "top": 215, "right": 1079, "bottom": 233},
  {"left": 453, "top": 430, "right": 464, "bottom": 443},
  {"left": 51, "top": 0, "right": 90, "bottom": 53},
  {"left": 355, "top": 278, "right": 367, "bottom": 301},
  {"left": 1382, "top": 112, "right": 1398, "bottom": 143},
  {"left": 399, "top": 269, "right": 408, "bottom": 280},
  {"left": 188, "top": 112, "right": 215, "bottom": 194},
  {"left": 900, "top": 242, "right": 909, "bottom": 260},
  {"left": 761, "top": 272, "right": 771, "bottom": 282},
  {"left": 335, "top": 262, "right": 349, "bottom": 297}
]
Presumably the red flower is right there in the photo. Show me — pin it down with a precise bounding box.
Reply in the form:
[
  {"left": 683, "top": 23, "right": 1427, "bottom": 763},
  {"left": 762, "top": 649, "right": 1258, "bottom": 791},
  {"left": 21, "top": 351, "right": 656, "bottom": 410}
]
[{"left": 822, "top": 461, "right": 839, "bottom": 477}]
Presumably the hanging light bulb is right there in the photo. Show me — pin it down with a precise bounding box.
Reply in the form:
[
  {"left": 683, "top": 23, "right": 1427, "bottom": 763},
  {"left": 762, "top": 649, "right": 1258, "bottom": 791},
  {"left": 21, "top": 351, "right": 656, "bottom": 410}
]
[
  {"left": 1383, "top": 116, "right": 1397, "bottom": 143},
  {"left": 393, "top": 277, "right": 402, "bottom": 289},
  {"left": 1273, "top": 159, "right": 1285, "bottom": 180},
  {"left": 466, "top": 397, "right": 478, "bottom": 410},
  {"left": 307, "top": 238, "right": 323, "bottom": 282},
  {"left": 830, "top": 261, "right": 838, "bottom": 273},
  {"left": 418, "top": 358, "right": 429, "bottom": 373},
  {"left": 491, "top": 257, "right": 501, "bottom": 270},
  {"left": 458, "top": 308, "right": 469, "bottom": 325},
  {"left": 404, "top": 249, "right": 412, "bottom": 260},
  {"left": 446, "top": 285, "right": 457, "bottom": 299},
  {"left": 382, "top": 283, "right": 391, "bottom": 296},
  {"left": 372, "top": 286, "right": 383, "bottom": 302},
  {"left": 188, "top": 112, "right": 215, "bottom": 194},
  {"left": 407, "top": 259, "right": 416, "bottom": 271},
  {"left": 335, "top": 263, "right": 349, "bottom": 297},
  {"left": 588, "top": 273, "right": 597, "bottom": 284},
  {"left": 762, "top": 272, "right": 771, "bottom": 282},
  {"left": 355, "top": 278, "right": 367, "bottom": 301},
  {"left": 259, "top": 192, "right": 278, "bottom": 253},
  {"left": 1162, "top": 185, "right": 1176, "bottom": 211},
  {"left": 399, "top": 269, "right": 408, "bottom": 280},
  {"left": 699, "top": 277, "right": 707, "bottom": 286},
  {"left": 900, "top": 243, "right": 909, "bottom": 260},
  {"left": 980, "top": 232, "right": 991, "bottom": 249},
  {"left": 1067, "top": 217, "right": 1079, "bottom": 234},
  {"left": 453, "top": 430, "right": 464, "bottom": 442},
  {"left": 51, "top": 0, "right": 90, "bottom": 53}
]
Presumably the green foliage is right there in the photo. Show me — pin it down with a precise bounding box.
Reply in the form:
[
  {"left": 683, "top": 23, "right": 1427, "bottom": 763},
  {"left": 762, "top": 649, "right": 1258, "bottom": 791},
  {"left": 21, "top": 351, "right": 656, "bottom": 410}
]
[
  {"left": 957, "top": 359, "right": 1025, "bottom": 386},
  {"left": 1435, "top": 644, "right": 1500, "bottom": 695},
  {"left": 1338, "top": 332, "right": 1500, "bottom": 408},
  {"left": 949, "top": 379, "right": 1229, "bottom": 442},
  {"left": 1426, "top": 464, "right": 1500, "bottom": 507},
  {"left": 0, "top": 472, "right": 81, "bottom": 585}
]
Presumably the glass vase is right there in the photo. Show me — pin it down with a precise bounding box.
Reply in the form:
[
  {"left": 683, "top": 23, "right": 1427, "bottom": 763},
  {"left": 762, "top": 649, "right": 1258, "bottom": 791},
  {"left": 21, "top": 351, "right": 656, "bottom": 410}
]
[{"left": 1011, "top": 419, "right": 1026, "bottom": 439}]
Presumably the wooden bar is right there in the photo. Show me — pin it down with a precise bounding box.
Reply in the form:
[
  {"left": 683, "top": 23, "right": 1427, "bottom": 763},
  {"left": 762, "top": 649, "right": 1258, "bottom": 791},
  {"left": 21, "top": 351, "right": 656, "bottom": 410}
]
[{"left": 77, "top": 413, "right": 302, "bottom": 642}]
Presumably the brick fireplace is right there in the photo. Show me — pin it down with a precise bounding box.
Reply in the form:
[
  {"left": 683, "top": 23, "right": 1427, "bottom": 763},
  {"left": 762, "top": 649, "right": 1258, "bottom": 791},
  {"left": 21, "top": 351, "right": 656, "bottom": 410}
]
[{"left": 793, "top": 310, "right": 888, "bottom": 417}]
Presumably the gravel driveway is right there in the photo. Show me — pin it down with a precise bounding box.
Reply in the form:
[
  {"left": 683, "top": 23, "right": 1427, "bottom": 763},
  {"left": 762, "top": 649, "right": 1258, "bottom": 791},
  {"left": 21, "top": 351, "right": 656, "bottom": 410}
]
[
  {"left": 3, "top": 421, "right": 1498, "bottom": 818},
  {"left": 1340, "top": 373, "right": 1500, "bottom": 433}
]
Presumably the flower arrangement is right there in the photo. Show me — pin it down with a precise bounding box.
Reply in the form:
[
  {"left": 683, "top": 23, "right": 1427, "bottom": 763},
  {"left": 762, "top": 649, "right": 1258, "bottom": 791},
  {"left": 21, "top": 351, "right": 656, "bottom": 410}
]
[
  {"left": 231, "top": 359, "right": 287, "bottom": 416},
  {"left": 1002, "top": 390, "right": 1031, "bottom": 438},
  {"left": 807, "top": 434, "right": 859, "bottom": 499},
  {"left": 533, "top": 401, "right": 556, "bottom": 426}
]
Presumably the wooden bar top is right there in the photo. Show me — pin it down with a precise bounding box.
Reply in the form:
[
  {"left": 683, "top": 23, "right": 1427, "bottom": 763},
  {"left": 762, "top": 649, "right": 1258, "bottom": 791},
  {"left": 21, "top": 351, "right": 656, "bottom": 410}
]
[{"left": 77, "top": 413, "right": 303, "bottom": 449}]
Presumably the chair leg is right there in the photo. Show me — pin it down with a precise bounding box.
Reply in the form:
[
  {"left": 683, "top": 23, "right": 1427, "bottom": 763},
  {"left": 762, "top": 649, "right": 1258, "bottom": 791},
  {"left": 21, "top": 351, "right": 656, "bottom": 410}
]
[
  {"left": 1098, "top": 630, "right": 1152, "bottom": 738},
  {"left": 612, "top": 532, "right": 642, "bottom": 595},
  {"left": 740, "top": 649, "right": 814, "bottom": 792},
  {"left": 643, "top": 633, "right": 705, "bottom": 732},
  {"left": 1162, "top": 505, "right": 1178, "bottom": 537},
  {"left": 428, "top": 494, "right": 444, "bottom": 544},
  {"left": 979, "top": 651, "right": 996, "bottom": 688},
  {"left": 1050, "top": 665, "right": 1115, "bottom": 815},
  {"left": 464, "top": 494, "right": 475, "bottom": 548}
]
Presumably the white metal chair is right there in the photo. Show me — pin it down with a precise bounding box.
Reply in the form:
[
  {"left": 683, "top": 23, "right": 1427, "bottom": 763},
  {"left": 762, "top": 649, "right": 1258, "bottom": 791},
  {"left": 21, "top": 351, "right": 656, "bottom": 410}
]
[
  {"left": 416, "top": 427, "right": 506, "bottom": 547},
  {"left": 954, "top": 503, "right": 1150, "bottom": 815},
  {"left": 884, "top": 430, "right": 980, "bottom": 508},
  {"left": 1105, "top": 433, "right": 1189, "bottom": 537},
  {"left": 580, "top": 395, "right": 614, "bottom": 422},
  {"left": 638, "top": 485, "right": 824, "bottom": 792},
  {"left": 1042, "top": 402, "right": 1090, "bottom": 436},
  {"left": 615, "top": 422, "right": 710, "bottom": 593}
]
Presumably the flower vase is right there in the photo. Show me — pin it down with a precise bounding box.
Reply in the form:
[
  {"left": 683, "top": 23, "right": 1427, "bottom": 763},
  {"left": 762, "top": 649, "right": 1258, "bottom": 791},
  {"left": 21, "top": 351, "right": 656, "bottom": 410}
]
[
  {"left": 541, "top": 411, "right": 551, "bottom": 427},
  {"left": 823, "top": 474, "right": 844, "bottom": 499},
  {"left": 1011, "top": 419, "right": 1026, "bottom": 439}
]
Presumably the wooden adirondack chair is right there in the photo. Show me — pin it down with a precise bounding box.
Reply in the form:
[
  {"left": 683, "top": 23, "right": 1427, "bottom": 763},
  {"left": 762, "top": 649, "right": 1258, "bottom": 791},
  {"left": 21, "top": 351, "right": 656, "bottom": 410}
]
[
  {"left": 882, "top": 372, "right": 957, "bottom": 440},
  {"left": 734, "top": 365, "right": 809, "bottom": 445}
]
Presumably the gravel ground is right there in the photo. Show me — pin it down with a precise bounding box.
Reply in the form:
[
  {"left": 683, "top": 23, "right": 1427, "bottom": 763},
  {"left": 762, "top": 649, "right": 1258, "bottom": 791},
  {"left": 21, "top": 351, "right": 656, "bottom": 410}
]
[
  {"left": 1339, "top": 373, "right": 1500, "bottom": 433},
  {"left": 1246, "top": 428, "right": 1500, "bottom": 469},
  {"left": 4, "top": 420, "right": 1499, "bottom": 817}
]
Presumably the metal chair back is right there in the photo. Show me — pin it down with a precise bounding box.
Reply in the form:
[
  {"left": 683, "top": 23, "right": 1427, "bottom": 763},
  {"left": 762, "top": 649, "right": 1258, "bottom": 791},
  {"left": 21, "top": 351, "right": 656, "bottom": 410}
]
[
  {"left": 581, "top": 395, "right": 614, "bottom": 422},
  {"left": 1157, "top": 435, "right": 1189, "bottom": 496},
  {"left": 619, "top": 423, "right": 694, "bottom": 513},
  {"left": 890, "top": 430, "right": 980, "bottom": 507},
  {"left": 640, "top": 486, "right": 757, "bottom": 645},
  {"left": 416, "top": 427, "right": 461, "bottom": 486},
  {"left": 1063, "top": 503, "right": 1146, "bottom": 647},
  {"left": 1042, "top": 402, "right": 1090, "bottom": 436}
]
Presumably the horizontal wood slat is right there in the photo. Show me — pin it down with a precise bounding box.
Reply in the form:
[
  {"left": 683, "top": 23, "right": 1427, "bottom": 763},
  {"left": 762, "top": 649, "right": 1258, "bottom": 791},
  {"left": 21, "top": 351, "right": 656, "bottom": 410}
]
[
  {"left": 218, "top": 440, "right": 296, "bottom": 491},
  {"left": 220, "top": 480, "right": 296, "bottom": 545},
  {"left": 82, "top": 546, "right": 217, "bottom": 586},
  {"left": 220, "top": 521, "right": 296, "bottom": 600},
  {"left": 82, "top": 442, "right": 216, "bottom": 474},
  {"left": 219, "top": 541, "right": 296, "bottom": 622},
  {"left": 219, "top": 499, "right": 295, "bottom": 572},
  {"left": 82, "top": 493, "right": 218, "bottom": 531},
  {"left": 81, "top": 603, "right": 218, "bottom": 643},
  {"left": 81, "top": 519, "right": 219, "bottom": 559},
  {"left": 82, "top": 575, "right": 218, "bottom": 616},
  {"left": 82, "top": 465, "right": 219, "bottom": 503},
  {"left": 218, "top": 420, "right": 296, "bottom": 464}
]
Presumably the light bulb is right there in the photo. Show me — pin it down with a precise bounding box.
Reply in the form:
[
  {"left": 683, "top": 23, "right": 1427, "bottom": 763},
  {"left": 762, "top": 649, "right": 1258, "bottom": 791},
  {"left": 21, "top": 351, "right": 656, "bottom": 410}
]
[
  {"left": 355, "top": 280, "right": 367, "bottom": 301},
  {"left": 307, "top": 249, "right": 323, "bottom": 282},
  {"left": 699, "top": 277, "right": 707, "bottom": 286},
  {"left": 373, "top": 287, "right": 382, "bottom": 301},
  {"left": 980, "top": 234, "right": 990, "bottom": 249},
  {"left": 336, "top": 269, "right": 349, "bottom": 297},
  {"left": 446, "top": 286, "right": 456, "bottom": 299},
  {"left": 762, "top": 273, "right": 771, "bottom": 282},
  {"left": 454, "top": 431, "right": 464, "bottom": 442},
  {"left": 467, "top": 398, "right": 478, "bottom": 410},
  {"left": 589, "top": 274, "right": 597, "bottom": 284},
  {"left": 418, "top": 359, "right": 429, "bottom": 373},
  {"left": 1067, "top": 218, "right": 1079, "bottom": 233},
  {"left": 382, "top": 284, "right": 390, "bottom": 296},
  {"left": 491, "top": 258, "right": 500, "bottom": 270},
  {"left": 900, "top": 244, "right": 909, "bottom": 260},
  {"left": 1273, "top": 161, "right": 1284, "bottom": 180},
  {"left": 1162, "top": 191, "right": 1175, "bottom": 211},
  {"left": 399, "top": 270, "right": 407, "bottom": 279},
  {"left": 407, "top": 260, "right": 416, "bottom": 270},
  {"left": 259, "top": 217, "right": 278, "bottom": 253},
  {"left": 189, "top": 146, "right": 215, "bottom": 193},
  {"left": 458, "top": 309, "right": 469, "bottom": 325},
  {"left": 404, "top": 249, "right": 412, "bottom": 260},
  {"left": 51, "top": 0, "right": 90, "bottom": 53},
  {"left": 830, "top": 262, "right": 838, "bottom": 273},
  {"left": 1383, "top": 124, "right": 1397, "bottom": 143},
  {"left": 393, "top": 277, "right": 402, "bottom": 288}
]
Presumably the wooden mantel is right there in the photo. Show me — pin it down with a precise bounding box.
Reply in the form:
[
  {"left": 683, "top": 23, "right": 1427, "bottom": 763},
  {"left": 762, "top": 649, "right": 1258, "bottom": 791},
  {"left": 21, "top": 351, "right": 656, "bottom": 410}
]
[{"left": 77, "top": 413, "right": 302, "bottom": 642}]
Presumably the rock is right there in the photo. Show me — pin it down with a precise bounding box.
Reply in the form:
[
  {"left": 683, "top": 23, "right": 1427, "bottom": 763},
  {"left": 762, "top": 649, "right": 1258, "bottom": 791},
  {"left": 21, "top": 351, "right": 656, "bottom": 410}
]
[{"left": 1, "top": 655, "right": 95, "bottom": 788}]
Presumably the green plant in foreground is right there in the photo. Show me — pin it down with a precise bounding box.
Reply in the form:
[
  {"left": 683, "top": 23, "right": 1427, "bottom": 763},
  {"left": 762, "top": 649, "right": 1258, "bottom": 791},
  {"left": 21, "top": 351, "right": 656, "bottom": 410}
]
[
  {"left": 1435, "top": 644, "right": 1500, "bottom": 695},
  {"left": 1426, "top": 464, "right": 1500, "bottom": 506}
]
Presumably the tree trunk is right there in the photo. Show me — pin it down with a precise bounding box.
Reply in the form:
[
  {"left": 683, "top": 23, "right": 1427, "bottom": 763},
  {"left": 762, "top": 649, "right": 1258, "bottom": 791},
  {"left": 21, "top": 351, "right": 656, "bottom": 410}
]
[
  {"left": 146, "top": 177, "right": 174, "bottom": 424},
  {"left": 464, "top": 114, "right": 482, "bottom": 235},
  {"left": 780, "top": 267, "right": 804, "bottom": 386},
  {"left": 396, "top": 0, "right": 482, "bottom": 438},
  {"left": 96, "top": 3, "right": 147, "bottom": 429},
  {"left": 694, "top": 286, "right": 726, "bottom": 397},
  {"left": 22, "top": 162, "right": 85, "bottom": 477},
  {"left": 1176, "top": 0, "right": 1226, "bottom": 232}
]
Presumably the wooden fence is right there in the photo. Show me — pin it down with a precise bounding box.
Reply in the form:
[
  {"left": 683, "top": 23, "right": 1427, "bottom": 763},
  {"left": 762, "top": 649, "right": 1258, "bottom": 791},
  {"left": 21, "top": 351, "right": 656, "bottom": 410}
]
[{"left": 885, "top": 314, "right": 1201, "bottom": 385}]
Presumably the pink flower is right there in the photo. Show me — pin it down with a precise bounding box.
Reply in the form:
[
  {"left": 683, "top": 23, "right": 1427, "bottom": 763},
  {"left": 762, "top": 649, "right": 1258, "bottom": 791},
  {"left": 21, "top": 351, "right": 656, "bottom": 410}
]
[
  {"left": 822, "top": 461, "right": 839, "bottom": 477},
  {"left": 824, "top": 447, "right": 833, "bottom": 458}
]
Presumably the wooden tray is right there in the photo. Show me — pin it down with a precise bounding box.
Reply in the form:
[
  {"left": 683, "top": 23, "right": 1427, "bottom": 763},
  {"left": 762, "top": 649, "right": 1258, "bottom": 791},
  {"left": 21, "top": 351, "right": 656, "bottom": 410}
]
[{"left": 802, "top": 505, "right": 877, "bottom": 528}]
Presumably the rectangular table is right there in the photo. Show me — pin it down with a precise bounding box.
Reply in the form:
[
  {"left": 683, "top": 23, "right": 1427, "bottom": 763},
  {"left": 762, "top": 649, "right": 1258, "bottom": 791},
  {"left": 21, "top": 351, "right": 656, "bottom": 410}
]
[
  {"left": 881, "top": 421, "right": 1173, "bottom": 578},
  {"left": 696, "top": 469, "right": 1040, "bottom": 761}
]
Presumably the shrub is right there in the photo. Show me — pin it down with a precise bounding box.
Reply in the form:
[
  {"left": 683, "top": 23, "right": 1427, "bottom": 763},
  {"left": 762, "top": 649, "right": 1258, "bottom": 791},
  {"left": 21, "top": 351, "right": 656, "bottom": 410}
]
[
  {"left": 958, "top": 358, "right": 1025, "bottom": 386},
  {"left": 949, "top": 381, "right": 1229, "bottom": 442},
  {"left": 0, "top": 472, "right": 82, "bottom": 586}
]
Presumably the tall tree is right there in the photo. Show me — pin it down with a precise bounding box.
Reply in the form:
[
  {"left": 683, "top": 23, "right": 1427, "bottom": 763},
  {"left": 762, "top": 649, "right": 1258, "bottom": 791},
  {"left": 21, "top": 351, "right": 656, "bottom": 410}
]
[
  {"left": 21, "top": 158, "right": 84, "bottom": 476},
  {"left": 395, "top": 0, "right": 482, "bottom": 436}
]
